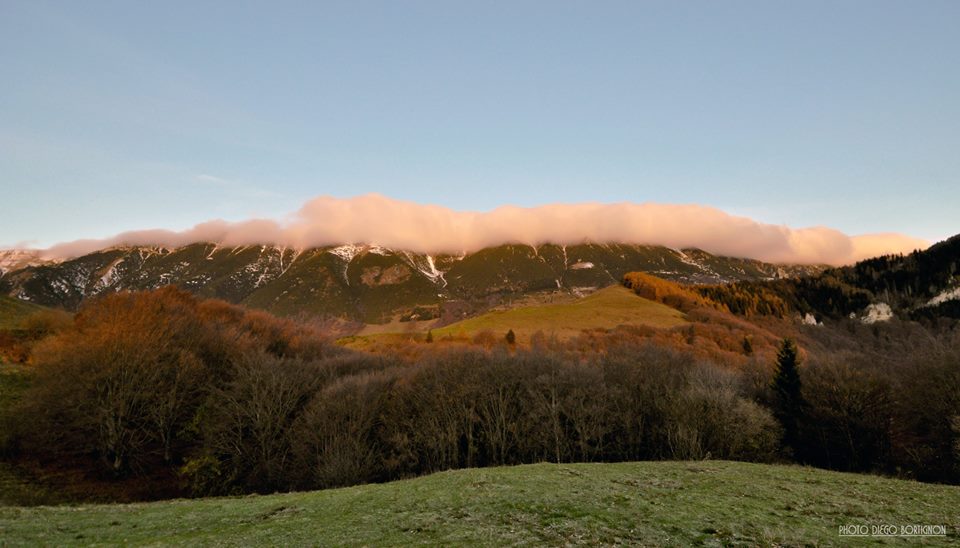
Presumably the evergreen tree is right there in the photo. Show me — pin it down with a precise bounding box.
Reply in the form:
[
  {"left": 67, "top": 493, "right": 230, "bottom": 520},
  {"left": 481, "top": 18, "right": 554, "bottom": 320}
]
[
  {"left": 505, "top": 329, "right": 516, "bottom": 345},
  {"left": 772, "top": 338, "right": 805, "bottom": 458},
  {"left": 425, "top": 330, "right": 433, "bottom": 343},
  {"left": 741, "top": 335, "right": 753, "bottom": 356}
]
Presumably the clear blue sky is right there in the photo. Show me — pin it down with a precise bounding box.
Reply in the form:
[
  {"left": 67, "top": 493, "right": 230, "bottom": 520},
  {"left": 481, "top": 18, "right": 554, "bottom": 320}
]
[{"left": 2, "top": 0, "right": 958, "bottom": 248}]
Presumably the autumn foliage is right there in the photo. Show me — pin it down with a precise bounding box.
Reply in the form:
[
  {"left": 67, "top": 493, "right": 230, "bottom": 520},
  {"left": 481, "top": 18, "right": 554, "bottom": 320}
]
[
  {"left": 3, "top": 282, "right": 960, "bottom": 500},
  {"left": 9, "top": 287, "right": 340, "bottom": 478},
  {"left": 622, "top": 272, "right": 714, "bottom": 312}
]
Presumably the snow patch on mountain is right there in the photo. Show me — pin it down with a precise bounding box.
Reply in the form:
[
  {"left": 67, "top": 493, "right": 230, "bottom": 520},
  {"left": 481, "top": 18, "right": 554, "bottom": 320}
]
[
  {"left": 423, "top": 255, "right": 447, "bottom": 287},
  {"left": 93, "top": 258, "right": 125, "bottom": 292},
  {"left": 328, "top": 244, "right": 364, "bottom": 263},
  {"left": 278, "top": 247, "right": 302, "bottom": 276},
  {"left": 926, "top": 287, "right": 960, "bottom": 307},
  {"left": 394, "top": 250, "right": 449, "bottom": 288},
  {"left": 673, "top": 249, "right": 718, "bottom": 278}
]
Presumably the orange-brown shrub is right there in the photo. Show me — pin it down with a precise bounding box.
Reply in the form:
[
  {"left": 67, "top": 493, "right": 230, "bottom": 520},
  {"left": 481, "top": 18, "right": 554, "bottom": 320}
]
[
  {"left": 12, "top": 287, "right": 343, "bottom": 477},
  {"left": 622, "top": 272, "right": 715, "bottom": 312}
]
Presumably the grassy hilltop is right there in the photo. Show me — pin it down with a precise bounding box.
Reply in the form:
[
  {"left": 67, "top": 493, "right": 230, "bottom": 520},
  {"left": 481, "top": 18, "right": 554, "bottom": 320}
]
[
  {"left": 2, "top": 461, "right": 958, "bottom": 546},
  {"left": 432, "top": 285, "right": 687, "bottom": 342}
]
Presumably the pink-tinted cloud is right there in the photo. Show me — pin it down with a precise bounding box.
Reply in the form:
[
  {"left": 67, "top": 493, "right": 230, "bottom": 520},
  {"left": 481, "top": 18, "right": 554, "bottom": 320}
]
[{"left": 37, "top": 194, "right": 928, "bottom": 265}]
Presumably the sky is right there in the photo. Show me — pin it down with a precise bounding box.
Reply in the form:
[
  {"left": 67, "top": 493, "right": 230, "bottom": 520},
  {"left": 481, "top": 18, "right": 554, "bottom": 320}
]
[{"left": 2, "top": 0, "right": 958, "bottom": 253}]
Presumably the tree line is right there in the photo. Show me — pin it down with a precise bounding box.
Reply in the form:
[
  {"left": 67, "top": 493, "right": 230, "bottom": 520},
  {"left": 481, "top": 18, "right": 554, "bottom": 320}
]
[{"left": 2, "top": 286, "right": 959, "bottom": 499}]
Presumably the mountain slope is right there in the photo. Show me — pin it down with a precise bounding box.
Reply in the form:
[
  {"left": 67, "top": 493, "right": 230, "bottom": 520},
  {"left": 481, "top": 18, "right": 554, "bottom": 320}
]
[
  {"left": 688, "top": 233, "right": 960, "bottom": 322},
  {"left": 2, "top": 461, "right": 957, "bottom": 546},
  {"left": 0, "top": 243, "right": 822, "bottom": 323},
  {"left": 0, "top": 296, "right": 46, "bottom": 330}
]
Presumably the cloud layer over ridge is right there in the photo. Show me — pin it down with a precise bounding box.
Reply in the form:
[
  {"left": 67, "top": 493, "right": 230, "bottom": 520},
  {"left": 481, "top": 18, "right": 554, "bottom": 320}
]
[{"left": 38, "top": 194, "right": 928, "bottom": 265}]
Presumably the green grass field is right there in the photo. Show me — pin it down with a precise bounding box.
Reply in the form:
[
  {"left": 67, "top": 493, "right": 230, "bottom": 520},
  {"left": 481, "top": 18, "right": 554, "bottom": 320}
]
[
  {"left": 0, "top": 296, "right": 45, "bottom": 330},
  {"left": 1, "top": 461, "right": 957, "bottom": 546},
  {"left": 433, "top": 285, "right": 687, "bottom": 342}
]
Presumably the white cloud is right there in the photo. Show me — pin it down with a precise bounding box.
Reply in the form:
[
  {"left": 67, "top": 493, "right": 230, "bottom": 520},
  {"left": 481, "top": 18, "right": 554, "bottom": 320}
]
[{"left": 37, "top": 194, "right": 928, "bottom": 265}]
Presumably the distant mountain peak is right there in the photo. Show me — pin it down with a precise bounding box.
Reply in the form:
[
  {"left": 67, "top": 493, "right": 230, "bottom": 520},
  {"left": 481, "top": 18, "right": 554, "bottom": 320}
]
[{"left": 0, "top": 249, "right": 57, "bottom": 276}]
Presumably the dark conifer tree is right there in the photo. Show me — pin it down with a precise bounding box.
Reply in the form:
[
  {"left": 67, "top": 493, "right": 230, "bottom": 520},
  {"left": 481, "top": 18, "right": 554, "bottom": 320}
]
[
  {"left": 742, "top": 335, "right": 753, "bottom": 356},
  {"left": 772, "top": 338, "right": 805, "bottom": 458}
]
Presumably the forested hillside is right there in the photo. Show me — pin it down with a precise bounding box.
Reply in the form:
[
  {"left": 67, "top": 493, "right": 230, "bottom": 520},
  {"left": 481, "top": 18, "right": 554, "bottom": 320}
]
[
  {"left": 2, "top": 284, "right": 959, "bottom": 501},
  {"left": 684, "top": 234, "right": 960, "bottom": 321}
]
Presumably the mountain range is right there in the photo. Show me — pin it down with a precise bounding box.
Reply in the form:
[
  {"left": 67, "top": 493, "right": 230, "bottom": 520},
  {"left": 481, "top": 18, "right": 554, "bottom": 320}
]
[{"left": 0, "top": 243, "right": 822, "bottom": 324}]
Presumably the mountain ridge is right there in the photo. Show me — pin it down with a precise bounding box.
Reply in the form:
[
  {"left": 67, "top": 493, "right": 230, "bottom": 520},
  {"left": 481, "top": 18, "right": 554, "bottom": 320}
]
[
  {"left": 0, "top": 242, "right": 823, "bottom": 323},
  {"left": 685, "top": 233, "right": 960, "bottom": 323}
]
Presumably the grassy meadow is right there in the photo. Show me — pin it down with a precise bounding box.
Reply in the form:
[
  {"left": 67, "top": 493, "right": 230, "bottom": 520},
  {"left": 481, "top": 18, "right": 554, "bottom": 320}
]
[
  {"left": 1, "top": 461, "right": 958, "bottom": 546},
  {"left": 432, "top": 285, "right": 687, "bottom": 342},
  {"left": 0, "top": 296, "right": 45, "bottom": 330}
]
